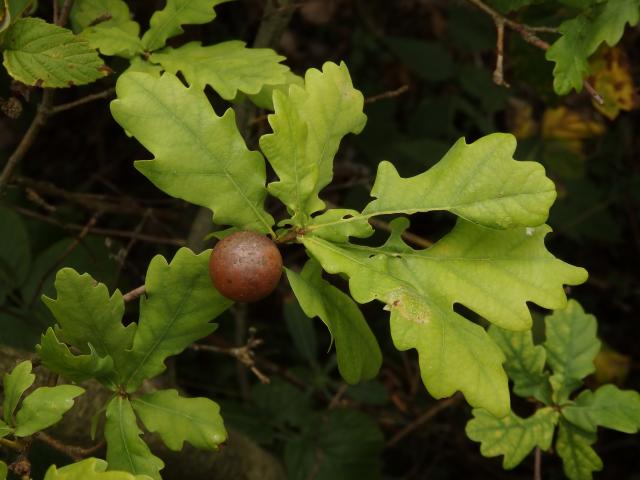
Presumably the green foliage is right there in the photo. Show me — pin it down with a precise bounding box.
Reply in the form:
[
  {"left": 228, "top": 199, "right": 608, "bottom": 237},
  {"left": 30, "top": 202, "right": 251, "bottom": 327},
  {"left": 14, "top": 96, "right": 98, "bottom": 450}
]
[
  {"left": 141, "top": 0, "right": 231, "bottom": 52},
  {"left": 110, "top": 72, "right": 275, "bottom": 234},
  {"left": 2, "top": 17, "right": 108, "bottom": 87},
  {"left": 0, "top": 460, "right": 5, "bottom": 480},
  {"left": 2, "top": 360, "right": 34, "bottom": 424},
  {"left": 14, "top": 385, "right": 84, "bottom": 436},
  {"left": 71, "top": 0, "right": 142, "bottom": 58},
  {"left": 150, "top": 41, "right": 288, "bottom": 100},
  {"left": 0, "top": 207, "right": 30, "bottom": 304},
  {"left": 466, "top": 408, "right": 558, "bottom": 469},
  {"left": 44, "top": 457, "right": 153, "bottom": 479},
  {"left": 546, "top": 0, "right": 640, "bottom": 94},
  {"left": 285, "top": 259, "right": 381, "bottom": 384},
  {"left": 467, "top": 301, "right": 640, "bottom": 480},
  {"left": 105, "top": 397, "right": 164, "bottom": 480},
  {"left": 132, "top": 389, "right": 226, "bottom": 451}
]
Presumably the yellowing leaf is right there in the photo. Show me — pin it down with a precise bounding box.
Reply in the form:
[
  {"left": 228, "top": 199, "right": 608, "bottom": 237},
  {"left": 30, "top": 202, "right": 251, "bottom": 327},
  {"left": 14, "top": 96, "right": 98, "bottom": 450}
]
[
  {"left": 589, "top": 45, "right": 639, "bottom": 120},
  {"left": 541, "top": 106, "right": 605, "bottom": 156}
]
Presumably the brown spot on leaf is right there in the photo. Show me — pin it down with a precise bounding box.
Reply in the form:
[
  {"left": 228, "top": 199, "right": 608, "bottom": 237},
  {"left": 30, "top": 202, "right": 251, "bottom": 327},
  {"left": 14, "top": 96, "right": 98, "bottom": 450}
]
[
  {"left": 99, "top": 65, "right": 114, "bottom": 75},
  {"left": 35, "top": 79, "right": 44, "bottom": 88}
]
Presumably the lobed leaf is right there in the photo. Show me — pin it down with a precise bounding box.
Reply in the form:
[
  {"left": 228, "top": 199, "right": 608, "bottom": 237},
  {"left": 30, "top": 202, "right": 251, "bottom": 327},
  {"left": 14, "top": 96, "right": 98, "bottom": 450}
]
[
  {"left": 132, "top": 389, "right": 226, "bottom": 451},
  {"left": 44, "top": 457, "right": 153, "bottom": 480},
  {"left": 562, "top": 384, "right": 640, "bottom": 433},
  {"left": 546, "top": 0, "right": 640, "bottom": 95},
  {"left": 141, "top": 0, "right": 232, "bottom": 52},
  {"left": 488, "top": 325, "right": 551, "bottom": 404},
  {"left": 261, "top": 61, "right": 366, "bottom": 223},
  {"left": 42, "top": 269, "right": 135, "bottom": 382},
  {"left": 2, "top": 18, "right": 108, "bottom": 88},
  {"left": 286, "top": 260, "right": 382, "bottom": 384},
  {"left": 360, "top": 133, "right": 556, "bottom": 229},
  {"left": 303, "top": 217, "right": 586, "bottom": 415},
  {"left": 544, "top": 300, "right": 601, "bottom": 403},
  {"left": 37, "top": 328, "right": 116, "bottom": 386},
  {"left": 0, "top": 419, "right": 10, "bottom": 438},
  {"left": 105, "top": 397, "right": 164, "bottom": 480},
  {"left": 556, "top": 419, "right": 602, "bottom": 480},
  {"left": 71, "top": 0, "right": 142, "bottom": 58},
  {"left": 466, "top": 408, "right": 559, "bottom": 469},
  {"left": 120, "top": 248, "right": 232, "bottom": 392},
  {"left": 110, "top": 72, "right": 275, "bottom": 233},
  {"left": 3, "top": 360, "right": 34, "bottom": 425},
  {"left": 150, "top": 40, "right": 288, "bottom": 99},
  {"left": 14, "top": 385, "right": 84, "bottom": 437}
]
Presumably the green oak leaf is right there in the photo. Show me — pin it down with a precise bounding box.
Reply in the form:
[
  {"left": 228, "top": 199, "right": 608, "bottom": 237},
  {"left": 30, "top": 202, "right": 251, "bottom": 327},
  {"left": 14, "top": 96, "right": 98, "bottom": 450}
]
[
  {"left": 37, "top": 328, "right": 116, "bottom": 386},
  {"left": 3, "top": 360, "right": 35, "bottom": 425},
  {"left": 303, "top": 209, "right": 373, "bottom": 243},
  {"left": 247, "top": 70, "right": 304, "bottom": 110},
  {"left": 0, "top": 460, "right": 5, "bottom": 480},
  {"left": 285, "top": 259, "right": 382, "bottom": 384},
  {"left": 141, "top": 0, "right": 232, "bottom": 52},
  {"left": 546, "top": 0, "right": 640, "bottom": 95},
  {"left": 261, "top": 61, "right": 366, "bottom": 222},
  {"left": 44, "top": 457, "right": 153, "bottom": 480},
  {"left": 0, "top": 419, "right": 10, "bottom": 438},
  {"left": 562, "top": 384, "right": 640, "bottom": 433},
  {"left": 303, "top": 218, "right": 586, "bottom": 415},
  {"left": 105, "top": 397, "right": 164, "bottom": 480},
  {"left": 466, "top": 408, "right": 559, "bottom": 469},
  {"left": 8, "top": 0, "right": 36, "bottom": 23},
  {"left": 2, "top": 18, "right": 108, "bottom": 88},
  {"left": 71, "top": 0, "right": 142, "bottom": 58},
  {"left": 110, "top": 72, "right": 275, "bottom": 234},
  {"left": 132, "top": 389, "right": 226, "bottom": 451},
  {"left": 544, "top": 300, "right": 601, "bottom": 403},
  {"left": 0, "top": 206, "right": 30, "bottom": 303},
  {"left": 150, "top": 41, "right": 288, "bottom": 99},
  {"left": 556, "top": 419, "right": 602, "bottom": 480},
  {"left": 488, "top": 325, "right": 552, "bottom": 404},
  {"left": 14, "top": 385, "right": 84, "bottom": 437},
  {"left": 120, "top": 248, "right": 232, "bottom": 392},
  {"left": 42, "top": 269, "right": 135, "bottom": 382},
  {"left": 360, "top": 133, "right": 556, "bottom": 229}
]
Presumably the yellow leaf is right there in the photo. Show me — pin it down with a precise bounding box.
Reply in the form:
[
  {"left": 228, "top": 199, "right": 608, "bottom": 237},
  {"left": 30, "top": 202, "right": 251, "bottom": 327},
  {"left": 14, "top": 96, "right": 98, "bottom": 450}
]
[
  {"left": 507, "top": 99, "right": 538, "bottom": 140},
  {"left": 541, "top": 106, "right": 605, "bottom": 141},
  {"left": 589, "top": 45, "right": 639, "bottom": 120}
]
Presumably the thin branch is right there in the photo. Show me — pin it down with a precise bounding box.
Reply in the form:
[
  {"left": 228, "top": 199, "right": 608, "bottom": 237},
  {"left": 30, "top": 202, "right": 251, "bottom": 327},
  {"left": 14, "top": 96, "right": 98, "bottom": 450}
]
[
  {"left": 386, "top": 394, "right": 462, "bottom": 448},
  {"left": 12, "top": 206, "right": 186, "bottom": 246},
  {"left": 365, "top": 85, "right": 410, "bottom": 104},
  {"left": 534, "top": 446, "right": 542, "bottom": 480},
  {"left": 122, "top": 285, "right": 146, "bottom": 303},
  {"left": 0, "top": 90, "right": 54, "bottom": 193},
  {"left": 49, "top": 88, "right": 116, "bottom": 115},
  {"left": 56, "top": 0, "right": 75, "bottom": 27},
  {"left": 0, "top": 437, "right": 25, "bottom": 452},
  {"left": 36, "top": 432, "right": 105, "bottom": 462},
  {"left": 493, "top": 18, "right": 509, "bottom": 87}
]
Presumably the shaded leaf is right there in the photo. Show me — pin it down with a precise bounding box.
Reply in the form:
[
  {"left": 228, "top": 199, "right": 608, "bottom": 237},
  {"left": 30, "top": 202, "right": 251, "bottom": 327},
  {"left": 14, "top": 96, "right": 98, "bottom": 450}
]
[
  {"left": 556, "top": 419, "right": 602, "bottom": 480},
  {"left": 304, "top": 217, "right": 586, "bottom": 416},
  {"left": 0, "top": 460, "right": 5, "bottom": 480},
  {"left": 589, "top": 45, "right": 639, "bottom": 119},
  {"left": 0, "top": 207, "right": 30, "bottom": 303},
  {"left": 286, "top": 259, "right": 382, "bottom": 384},
  {"left": 105, "top": 397, "right": 164, "bottom": 480},
  {"left": 0, "top": 419, "right": 10, "bottom": 438},
  {"left": 141, "top": 0, "right": 231, "bottom": 52},
  {"left": 544, "top": 300, "right": 601, "bottom": 403},
  {"left": 42, "top": 269, "right": 134, "bottom": 382},
  {"left": 111, "top": 72, "right": 275, "bottom": 233},
  {"left": 488, "top": 325, "right": 551, "bottom": 403},
  {"left": 261, "top": 61, "right": 366, "bottom": 222},
  {"left": 562, "top": 384, "right": 640, "bottom": 433},
  {"left": 283, "top": 296, "right": 318, "bottom": 364},
  {"left": 44, "top": 457, "right": 153, "bottom": 480},
  {"left": 132, "top": 389, "right": 226, "bottom": 451},
  {"left": 150, "top": 40, "right": 288, "bottom": 99},
  {"left": 546, "top": 0, "right": 640, "bottom": 94},
  {"left": 2, "top": 18, "right": 108, "bottom": 87},
  {"left": 14, "top": 385, "right": 84, "bottom": 436},
  {"left": 37, "top": 328, "right": 116, "bottom": 386},
  {"left": 466, "top": 408, "right": 559, "bottom": 469},
  {"left": 120, "top": 248, "right": 232, "bottom": 392},
  {"left": 3, "top": 360, "right": 34, "bottom": 425}
]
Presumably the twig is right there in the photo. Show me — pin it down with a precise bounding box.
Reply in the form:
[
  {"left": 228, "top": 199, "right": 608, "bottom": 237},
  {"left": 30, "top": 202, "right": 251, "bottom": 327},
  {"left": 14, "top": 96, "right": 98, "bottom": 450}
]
[
  {"left": 12, "top": 206, "right": 186, "bottom": 246},
  {"left": 36, "top": 432, "right": 104, "bottom": 461},
  {"left": 0, "top": 437, "right": 25, "bottom": 452},
  {"left": 122, "top": 285, "right": 146, "bottom": 303},
  {"left": 467, "top": 0, "right": 603, "bottom": 103},
  {"left": 328, "top": 383, "right": 349, "bottom": 409},
  {"left": 56, "top": 0, "right": 75, "bottom": 27},
  {"left": 0, "top": 90, "right": 53, "bottom": 193},
  {"left": 49, "top": 88, "right": 116, "bottom": 115},
  {"left": 534, "top": 446, "right": 542, "bottom": 480},
  {"left": 365, "top": 85, "right": 410, "bottom": 104},
  {"left": 386, "top": 394, "right": 462, "bottom": 448},
  {"left": 191, "top": 332, "right": 270, "bottom": 385},
  {"left": 493, "top": 18, "right": 509, "bottom": 87}
]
